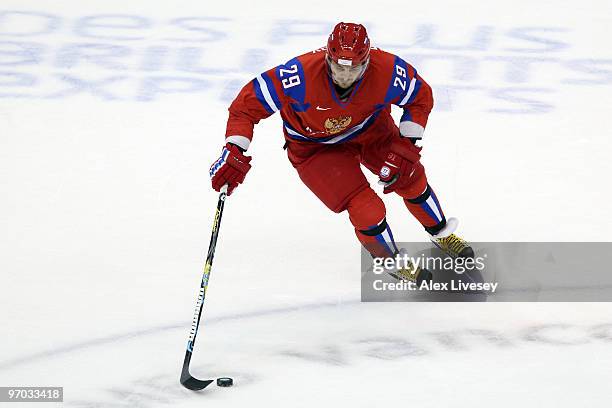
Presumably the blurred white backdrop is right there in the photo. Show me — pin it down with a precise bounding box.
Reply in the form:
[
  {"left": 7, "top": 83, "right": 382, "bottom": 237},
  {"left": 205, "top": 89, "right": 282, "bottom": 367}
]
[{"left": 1, "top": 1, "right": 611, "bottom": 406}]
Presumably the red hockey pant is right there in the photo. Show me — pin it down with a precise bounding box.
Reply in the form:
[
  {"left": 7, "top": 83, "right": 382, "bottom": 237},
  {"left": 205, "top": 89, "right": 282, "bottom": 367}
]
[{"left": 286, "top": 116, "right": 445, "bottom": 257}]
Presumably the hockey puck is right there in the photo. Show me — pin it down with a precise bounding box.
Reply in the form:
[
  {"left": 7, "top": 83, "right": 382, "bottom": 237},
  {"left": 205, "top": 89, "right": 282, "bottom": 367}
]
[{"left": 216, "top": 377, "right": 233, "bottom": 387}]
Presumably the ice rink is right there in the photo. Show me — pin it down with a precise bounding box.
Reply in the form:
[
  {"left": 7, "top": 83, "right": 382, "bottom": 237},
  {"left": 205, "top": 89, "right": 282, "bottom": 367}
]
[{"left": 1, "top": 0, "right": 612, "bottom": 406}]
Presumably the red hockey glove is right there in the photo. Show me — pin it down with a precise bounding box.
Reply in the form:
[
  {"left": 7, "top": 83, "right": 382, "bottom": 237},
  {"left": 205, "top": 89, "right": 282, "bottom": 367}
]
[
  {"left": 378, "top": 138, "right": 423, "bottom": 194},
  {"left": 209, "top": 143, "right": 252, "bottom": 195}
]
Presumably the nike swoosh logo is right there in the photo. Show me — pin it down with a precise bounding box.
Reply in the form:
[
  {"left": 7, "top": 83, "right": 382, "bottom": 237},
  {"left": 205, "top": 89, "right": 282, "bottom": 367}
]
[{"left": 316, "top": 106, "right": 331, "bottom": 111}]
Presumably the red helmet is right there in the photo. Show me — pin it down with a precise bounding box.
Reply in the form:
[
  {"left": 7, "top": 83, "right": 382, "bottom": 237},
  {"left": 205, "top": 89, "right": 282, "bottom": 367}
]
[{"left": 326, "top": 22, "right": 371, "bottom": 66}]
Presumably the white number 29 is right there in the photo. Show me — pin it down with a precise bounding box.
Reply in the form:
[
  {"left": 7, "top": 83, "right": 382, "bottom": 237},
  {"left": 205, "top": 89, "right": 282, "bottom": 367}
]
[
  {"left": 279, "top": 64, "right": 301, "bottom": 89},
  {"left": 393, "top": 65, "right": 407, "bottom": 91}
]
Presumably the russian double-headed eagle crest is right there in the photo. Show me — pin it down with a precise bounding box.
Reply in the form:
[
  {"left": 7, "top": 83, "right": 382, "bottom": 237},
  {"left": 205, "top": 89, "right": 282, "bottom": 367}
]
[{"left": 324, "top": 116, "right": 352, "bottom": 135}]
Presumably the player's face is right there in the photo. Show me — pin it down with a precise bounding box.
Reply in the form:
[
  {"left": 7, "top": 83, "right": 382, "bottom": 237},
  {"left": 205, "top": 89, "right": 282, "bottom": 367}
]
[{"left": 327, "top": 57, "right": 369, "bottom": 89}]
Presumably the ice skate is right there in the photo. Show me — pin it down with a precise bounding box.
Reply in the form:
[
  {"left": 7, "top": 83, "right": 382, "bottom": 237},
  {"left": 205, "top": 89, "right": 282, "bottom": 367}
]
[
  {"left": 386, "top": 248, "right": 433, "bottom": 285},
  {"left": 430, "top": 217, "right": 474, "bottom": 259}
]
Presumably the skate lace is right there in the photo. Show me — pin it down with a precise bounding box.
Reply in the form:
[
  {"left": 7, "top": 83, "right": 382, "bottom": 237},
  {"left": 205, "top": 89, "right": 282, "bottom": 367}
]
[
  {"left": 391, "top": 261, "right": 422, "bottom": 282},
  {"left": 438, "top": 234, "right": 468, "bottom": 257}
]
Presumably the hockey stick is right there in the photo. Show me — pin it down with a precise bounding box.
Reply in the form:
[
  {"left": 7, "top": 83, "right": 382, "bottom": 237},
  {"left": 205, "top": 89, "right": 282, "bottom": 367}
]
[{"left": 180, "top": 185, "right": 228, "bottom": 391}]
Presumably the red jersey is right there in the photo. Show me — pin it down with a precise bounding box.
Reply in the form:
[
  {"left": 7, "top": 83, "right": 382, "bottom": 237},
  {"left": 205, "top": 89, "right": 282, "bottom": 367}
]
[{"left": 225, "top": 47, "right": 433, "bottom": 150}]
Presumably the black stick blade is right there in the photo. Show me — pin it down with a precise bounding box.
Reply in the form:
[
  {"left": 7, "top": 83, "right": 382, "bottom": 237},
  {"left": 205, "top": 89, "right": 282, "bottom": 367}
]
[{"left": 180, "top": 373, "right": 214, "bottom": 391}]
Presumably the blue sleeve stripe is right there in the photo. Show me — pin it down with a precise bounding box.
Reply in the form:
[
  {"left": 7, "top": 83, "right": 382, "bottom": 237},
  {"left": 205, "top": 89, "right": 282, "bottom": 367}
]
[
  {"left": 261, "top": 72, "right": 282, "bottom": 110},
  {"left": 253, "top": 78, "right": 274, "bottom": 114},
  {"left": 400, "top": 109, "right": 413, "bottom": 122}
]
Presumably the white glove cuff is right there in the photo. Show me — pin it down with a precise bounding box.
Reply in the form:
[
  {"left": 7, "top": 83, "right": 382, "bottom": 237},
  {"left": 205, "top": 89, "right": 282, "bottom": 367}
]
[
  {"left": 225, "top": 135, "right": 251, "bottom": 151},
  {"left": 399, "top": 121, "right": 424, "bottom": 140}
]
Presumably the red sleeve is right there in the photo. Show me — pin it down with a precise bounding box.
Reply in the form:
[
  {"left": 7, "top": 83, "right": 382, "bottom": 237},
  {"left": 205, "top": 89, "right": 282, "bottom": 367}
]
[
  {"left": 399, "top": 69, "right": 433, "bottom": 127},
  {"left": 395, "top": 64, "right": 433, "bottom": 139},
  {"left": 404, "top": 74, "right": 433, "bottom": 127},
  {"left": 225, "top": 67, "right": 284, "bottom": 147},
  {"left": 377, "top": 50, "right": 434, "bottom": 139}
]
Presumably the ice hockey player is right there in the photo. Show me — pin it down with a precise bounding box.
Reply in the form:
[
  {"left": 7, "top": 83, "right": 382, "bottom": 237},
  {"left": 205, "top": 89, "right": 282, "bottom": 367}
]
[{"left": 209, "top": 22, "right": 473, "bottom": 281}]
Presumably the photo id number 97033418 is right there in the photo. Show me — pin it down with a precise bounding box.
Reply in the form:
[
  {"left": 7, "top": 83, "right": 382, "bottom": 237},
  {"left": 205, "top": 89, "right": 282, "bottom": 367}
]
[{"left": 0, "top": 387, "right": 63, "bottom": 402}]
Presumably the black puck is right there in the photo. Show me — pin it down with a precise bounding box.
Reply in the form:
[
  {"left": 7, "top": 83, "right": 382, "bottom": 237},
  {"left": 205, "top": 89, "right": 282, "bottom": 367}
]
[{"left": 216, "top": 377, "right": 233, "bottom": 387}]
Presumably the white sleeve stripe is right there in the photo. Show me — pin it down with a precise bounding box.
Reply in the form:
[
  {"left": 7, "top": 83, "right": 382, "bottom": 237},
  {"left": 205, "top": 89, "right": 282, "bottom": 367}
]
[
  {"left": 399, "top": 77, "right": 417, "bottom": 106},
  {"left": 256, "top": 75, "right": 279, "bottom": 112},
  {"left": 225, "top": 135, "right": 251, "bottom": 151}
]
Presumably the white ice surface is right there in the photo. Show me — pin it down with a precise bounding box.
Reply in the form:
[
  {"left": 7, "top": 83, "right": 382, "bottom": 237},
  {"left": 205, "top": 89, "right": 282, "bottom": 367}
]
[{"left": 1, "top": 0, "right": 612, "bottom": 406}]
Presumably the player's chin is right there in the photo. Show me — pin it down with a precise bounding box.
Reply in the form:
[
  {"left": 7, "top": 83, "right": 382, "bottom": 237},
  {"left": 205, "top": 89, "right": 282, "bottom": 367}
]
[{"left": 334, "top": 79, "right": 356, "bottom": 89}]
